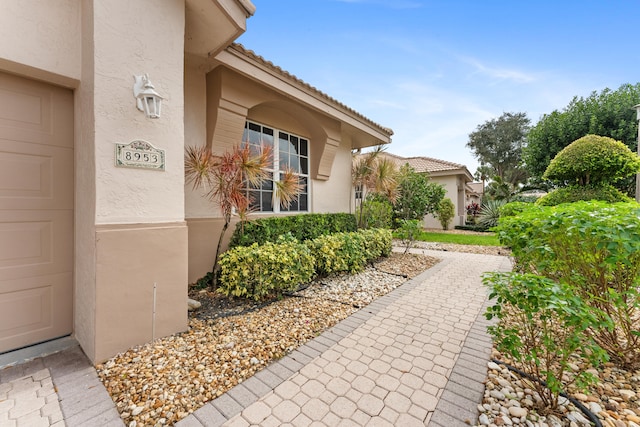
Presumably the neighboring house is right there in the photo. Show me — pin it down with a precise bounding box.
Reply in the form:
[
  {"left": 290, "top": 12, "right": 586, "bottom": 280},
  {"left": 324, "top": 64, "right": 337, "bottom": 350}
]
[
  {"left": 0, "top": 0, "right": 392, "bottom": 363},
  {"left": 466, "top": 181, "right": 484, "bottom": 206},
  {"left": 374, "top": 153, "right": 475, "bottom": 228}
]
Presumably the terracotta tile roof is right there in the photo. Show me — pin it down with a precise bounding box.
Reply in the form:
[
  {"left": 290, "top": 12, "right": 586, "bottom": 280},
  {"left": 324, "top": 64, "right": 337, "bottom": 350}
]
[
  {"left": 377, "top": 152, "right": 469, "bottom": 174},
  {"left": 229, "top": 43, "right": 393, "bottom": 137}
]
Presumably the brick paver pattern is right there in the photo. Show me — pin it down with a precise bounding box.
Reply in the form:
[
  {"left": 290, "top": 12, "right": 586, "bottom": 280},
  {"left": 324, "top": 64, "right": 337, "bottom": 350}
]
[
  {"left": 0, "top": 368, "right": 65, "bottom": 427},
  {"left": 1, "top": 249, "right": 511, "bottom": 427},
  {"left": 194, "top": 250, "right": 512, "bottom": 427}
]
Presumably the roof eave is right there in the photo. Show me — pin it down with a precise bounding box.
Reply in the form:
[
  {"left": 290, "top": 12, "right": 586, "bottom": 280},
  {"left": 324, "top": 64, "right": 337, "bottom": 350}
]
[{"left": 214, "top": 44, "right": 393, "bottom": 143}]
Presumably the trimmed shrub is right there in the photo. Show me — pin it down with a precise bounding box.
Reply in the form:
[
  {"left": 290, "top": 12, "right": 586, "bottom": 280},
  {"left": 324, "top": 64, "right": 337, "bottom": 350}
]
[
  {"left": 454, "top": 224, "right": 490, "bottom": 232},
  {"left": 435, "top": 198, "right": 455, "bottom": 230},
  {"left": 543, "top": 134, "right": 640, "bottom": 186},
  {"left": 229, "top": 213, "right": 357, "bottom": 248},
  {"left": 496, "top": 201, "right": 640, "bottom": 368},
  {"left": 536, "top": 184, "right": 633, "bottom": 206},
  {"left": 218, "top": 239, "right": 315, "bottom": 301},
  {"left": 307, "top": 228, "right": 392, "bottom": 276},
  {"left": 361, "top": 228, "right": 393, "bottom": 259}
]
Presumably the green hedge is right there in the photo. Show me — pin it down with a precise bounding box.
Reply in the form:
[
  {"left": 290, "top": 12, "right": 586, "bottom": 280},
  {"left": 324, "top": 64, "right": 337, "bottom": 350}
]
[
  {"left": 218, "top": 228, "right": 392, "bottom": 300},
  {"left": 536, "top": 184, "right": 632, "bottom": 206},
  {"left": 229, "top": 213, "right": 357, "bottom": 248},
  {"left": 218, "top": 239, "right": 315, "bottom": 300},
  {"left": 306, "top": 228, "right": 392, "bottom": 276}
]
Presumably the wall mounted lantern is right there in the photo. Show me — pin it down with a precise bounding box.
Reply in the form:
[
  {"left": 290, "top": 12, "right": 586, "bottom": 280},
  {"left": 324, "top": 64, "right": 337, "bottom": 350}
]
[{"left": 133, "top": 74, "right": 163, "bottom": 119}]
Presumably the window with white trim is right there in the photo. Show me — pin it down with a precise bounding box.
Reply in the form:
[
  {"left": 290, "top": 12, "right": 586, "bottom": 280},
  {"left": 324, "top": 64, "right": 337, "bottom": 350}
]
[{"left": 243, "top": 121, "right": 309, "bottom": 212}]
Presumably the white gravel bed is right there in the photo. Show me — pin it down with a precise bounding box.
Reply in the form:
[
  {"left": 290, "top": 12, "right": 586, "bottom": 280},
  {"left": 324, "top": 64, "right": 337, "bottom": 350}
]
[{"left": 475, "top": 351, "right": 640, "bottom": 427}]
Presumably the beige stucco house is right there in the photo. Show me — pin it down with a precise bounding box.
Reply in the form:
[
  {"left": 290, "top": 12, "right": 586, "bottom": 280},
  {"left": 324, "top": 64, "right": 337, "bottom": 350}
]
[
  {"left": 376, "top": 153, "right": 475, "bottom": 228},
  {"left": 0, "top": 0, "right": 391, "bottom": 364}
]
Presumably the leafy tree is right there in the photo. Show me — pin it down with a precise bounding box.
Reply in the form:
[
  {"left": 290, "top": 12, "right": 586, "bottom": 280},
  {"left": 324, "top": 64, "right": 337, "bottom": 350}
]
[
  {"left": 393, "top": 165, "right": 445, "bottom": 224},
  {"left": 467, "top": 112, "right": 530, "bottom": 185},
  {"left": 435, "top": 198, "right": 455, "bottom": 230},
  {"left": 525, "top": 83, "right": 640, "bottom": 192},
  {"left": 185, "top": 144, "right": 301, "bottom": 289}
]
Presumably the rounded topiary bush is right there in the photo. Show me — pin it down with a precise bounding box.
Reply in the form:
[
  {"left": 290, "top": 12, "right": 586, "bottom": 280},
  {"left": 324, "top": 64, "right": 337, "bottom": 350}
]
[{"left": 543, "top": 134, "right": 640, "bottom": 186}]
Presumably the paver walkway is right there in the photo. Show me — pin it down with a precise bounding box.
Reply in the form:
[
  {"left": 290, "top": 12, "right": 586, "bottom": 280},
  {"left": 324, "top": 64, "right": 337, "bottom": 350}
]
[
  {"left": 0, "top": 249, "right": 511, "bottom": 427},
  {"left": 178, "top": 249, "right": 512, "bottom": 426}
]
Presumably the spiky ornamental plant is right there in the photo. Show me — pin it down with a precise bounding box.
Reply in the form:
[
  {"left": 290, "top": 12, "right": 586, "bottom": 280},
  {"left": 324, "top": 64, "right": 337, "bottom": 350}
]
[
  {"left": 185, "top": 143, "right": 302, "bottom": 290},
  {"left": 352, "top": 146, "right": 398, "bottom": 229}
]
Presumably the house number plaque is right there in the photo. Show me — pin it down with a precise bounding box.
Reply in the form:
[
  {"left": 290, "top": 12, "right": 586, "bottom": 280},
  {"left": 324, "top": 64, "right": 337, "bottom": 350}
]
[{"left": 115, "top": 140, "right": 165, "bottom": 171}]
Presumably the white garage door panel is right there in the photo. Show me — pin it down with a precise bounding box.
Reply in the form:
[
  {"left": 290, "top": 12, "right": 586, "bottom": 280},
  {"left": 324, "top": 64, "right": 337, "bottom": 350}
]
[
  {"left": 0, "top": 73, "right": 72, "bottom": 148},
  {"left": 0, "top": 140, "right": 73, "bottom": 210},
  {"left": 0, "top": 272, "right": 72, "bottom": 351},
  {"left": 0, "top": 211, "right": 73, "bottom": 279},
  {"left": 0, "top": 71, "right": 73, "bottom": 353}
]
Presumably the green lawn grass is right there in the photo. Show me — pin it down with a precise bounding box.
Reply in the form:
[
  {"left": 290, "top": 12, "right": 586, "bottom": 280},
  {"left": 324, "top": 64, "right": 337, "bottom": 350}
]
[{"left": 414, "top": 231, "right": 502, "bottom": 246}]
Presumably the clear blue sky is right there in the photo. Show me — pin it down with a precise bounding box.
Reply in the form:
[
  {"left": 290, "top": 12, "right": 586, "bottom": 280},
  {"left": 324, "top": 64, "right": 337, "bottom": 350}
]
[{"left": 237, "top": 0, "right": 639, "bottom": 174}]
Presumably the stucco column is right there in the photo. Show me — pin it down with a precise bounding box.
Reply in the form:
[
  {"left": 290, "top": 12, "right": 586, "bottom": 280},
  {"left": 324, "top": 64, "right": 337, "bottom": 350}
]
[{"left": 77, "top": 0, "right": 188, "bottom": 363}]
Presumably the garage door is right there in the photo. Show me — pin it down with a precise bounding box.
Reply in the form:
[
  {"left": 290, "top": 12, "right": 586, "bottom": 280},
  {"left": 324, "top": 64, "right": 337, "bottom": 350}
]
[{"left": 0, "top": 72, "right": 73, "bottom": 353}]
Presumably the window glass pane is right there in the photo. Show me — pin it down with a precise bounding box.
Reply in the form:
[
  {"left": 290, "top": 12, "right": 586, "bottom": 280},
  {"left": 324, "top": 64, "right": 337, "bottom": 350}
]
[
  {"left": 261, "top": 191, "right": 273, "bottom": 212},
  {"left": 300, "top": 139, "right": 308, "bottom": 156},
  {"left": 249, "top": 128, "right": 261, "bottom": 145},
  {"left": 300, "top": 176, "right": 308, "bottom": 192},
  {"left": 279, "top": 133, "right": 289, "bottom": 153},
  {"left": 300, "top": 157, "right": 308, "bottom": 175},
  {"left": 299, "top": 194, "right": 308, "bottom": 211},
  {"left": 261, "top": 131, "right": 274, "bottom": 149},
  {"left": 289, "top": 154, "right": 300, "bottom": 173},
  {"left": 283, "top": 198, "right": 299, "bottom": 212},
  {"left": 262, "top": 178, "right": 273, "bottom": 191},
  {"left": 290, "top": 136, "right": 299, "bottom": 154},
  {"left": 279, "top": 152, "right": 289, "bottom": 169},
  {"left": 249, "top": 190, "right": 260, "bottom": 209}
]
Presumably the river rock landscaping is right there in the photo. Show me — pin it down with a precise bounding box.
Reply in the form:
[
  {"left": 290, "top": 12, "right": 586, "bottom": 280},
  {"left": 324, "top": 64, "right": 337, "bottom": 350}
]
[
  {"left": 96, "top": 251, "right": 438, "bottom": 426},
  {"left": 95, "top": 240, "right": 639, "bottom": 427}
]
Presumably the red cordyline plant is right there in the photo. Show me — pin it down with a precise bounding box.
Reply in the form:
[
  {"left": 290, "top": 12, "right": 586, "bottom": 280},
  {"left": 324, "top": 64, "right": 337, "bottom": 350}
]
[{"left": 185, "top": 143, "right": 302, "bottom": 289}]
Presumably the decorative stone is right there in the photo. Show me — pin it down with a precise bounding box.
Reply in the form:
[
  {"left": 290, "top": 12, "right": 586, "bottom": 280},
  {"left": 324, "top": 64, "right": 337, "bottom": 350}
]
[
  {"left": 488, "top": 361, "right": 501, "bottom": 370},
  {"left": 490, "top": 390, "right": 506, "bottom": 401},
  {"left": 478, "top": 413, "right": 491, "bottom": 426},
  {"left": 187, "top": 299, "right": 201, "bottom": 311},
  {"left": 589, "top": 402, "right": 603, "bottom": 414},
  {"left": 508, "top": 406, "right": 527, "bottom": 418},
  {"left": 619, "top": 389, "right": 636, "bottom": 401}
]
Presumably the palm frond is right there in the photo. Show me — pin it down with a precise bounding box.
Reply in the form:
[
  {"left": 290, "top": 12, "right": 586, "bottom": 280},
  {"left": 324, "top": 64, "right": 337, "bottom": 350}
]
[{"left": 276, "top": 167, "right": 304, "bottom": 209}]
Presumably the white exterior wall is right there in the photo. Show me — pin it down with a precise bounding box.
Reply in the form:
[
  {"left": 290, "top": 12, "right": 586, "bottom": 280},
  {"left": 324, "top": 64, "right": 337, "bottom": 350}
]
[
  {"left": 424, "top": 175, "right": 458, "bottom": 229},
  {"left": 93, "top": 0, "right": 185, "bottom": 224},
  {"left": 183, "top": 57, "right": 214, "bottom": 219},
  {"left": 0, "top": 0, "right": 81, "bottom": 84},
  {"left": 312, "top": 140, "right": 352, "bottom": 213}
]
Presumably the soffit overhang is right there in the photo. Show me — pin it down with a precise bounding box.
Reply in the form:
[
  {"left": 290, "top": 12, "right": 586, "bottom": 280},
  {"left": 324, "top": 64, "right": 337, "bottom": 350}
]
[
  {"left": 185, "top": 0, "right": 255, "bottom": 58},
  {"left": 213, "top": 43, "right": 393, "bottom": 148}
]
